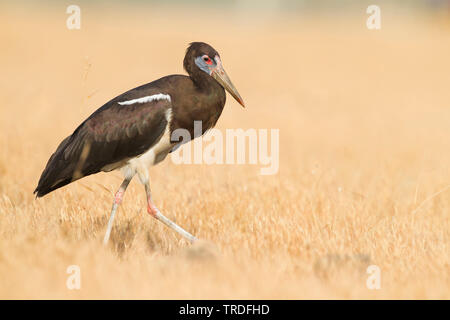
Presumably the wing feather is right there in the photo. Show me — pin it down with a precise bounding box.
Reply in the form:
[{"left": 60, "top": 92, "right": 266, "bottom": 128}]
[{"left": 34, "top": 91, "right": 172, "bottom": 197}]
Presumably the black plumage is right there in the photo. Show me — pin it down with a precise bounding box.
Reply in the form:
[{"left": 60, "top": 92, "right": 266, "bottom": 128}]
[
  {"left": 34, "top": 97, "right": 170, "bottom": 197},
  {"left": 34, "top": 42, "right": 243, "bottom": 198},
  {"left": 35, "top": 42, "right": 245, "bottom": 244}
]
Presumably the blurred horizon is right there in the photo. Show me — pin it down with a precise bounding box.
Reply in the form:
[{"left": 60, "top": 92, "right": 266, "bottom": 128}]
[{"left": 3, "top": 0, "right": 450, "bottom": 13}]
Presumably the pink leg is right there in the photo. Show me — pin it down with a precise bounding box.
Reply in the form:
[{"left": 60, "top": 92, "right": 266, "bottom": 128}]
[
  {"left": 103, "top": 178, "right": 132, "bottom": 245},
  {"left": 115, "top": 190, "right": 125, "bottom": 204},
  {"left": 144, "top": 182, "right": 197, "bottom": 243}
]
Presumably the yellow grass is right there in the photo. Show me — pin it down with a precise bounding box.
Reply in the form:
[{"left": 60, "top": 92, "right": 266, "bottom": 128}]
[{"left": 0, "top": 4, "right": 449, "bottom": 299}]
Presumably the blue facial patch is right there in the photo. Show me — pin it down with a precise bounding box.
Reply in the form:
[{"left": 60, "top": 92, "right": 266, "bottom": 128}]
[{"left": 195, "top": 56, "right": 215, "bottom": 75}]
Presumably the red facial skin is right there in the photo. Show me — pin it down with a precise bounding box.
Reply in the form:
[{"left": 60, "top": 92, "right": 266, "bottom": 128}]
[{"left": 203, "top": 55, "right": 213, "bottom": 65}]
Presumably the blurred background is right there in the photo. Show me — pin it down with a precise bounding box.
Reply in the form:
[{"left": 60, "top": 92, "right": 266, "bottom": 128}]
[{"left": 0, "top": 0, "right": 449, "bottom": 299}]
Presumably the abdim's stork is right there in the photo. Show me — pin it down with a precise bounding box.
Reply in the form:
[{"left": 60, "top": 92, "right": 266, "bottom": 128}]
[{"left": 34, "top": 42, "right": 245, "bottom": 244}]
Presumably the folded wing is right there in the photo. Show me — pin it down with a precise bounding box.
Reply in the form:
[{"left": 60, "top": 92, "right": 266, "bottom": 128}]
[{"left": 34, "top": 92, "right": 172, "bottom": 197}]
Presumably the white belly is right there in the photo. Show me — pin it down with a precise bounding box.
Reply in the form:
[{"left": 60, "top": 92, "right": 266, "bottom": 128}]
[{"left": 120, "top": 108, "right": 173, "bottom": 183}]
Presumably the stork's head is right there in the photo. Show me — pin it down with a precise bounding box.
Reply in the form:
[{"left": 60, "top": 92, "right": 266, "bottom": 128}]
[{"left": 184, "top": 42, "right": 245, "bottom": 107}]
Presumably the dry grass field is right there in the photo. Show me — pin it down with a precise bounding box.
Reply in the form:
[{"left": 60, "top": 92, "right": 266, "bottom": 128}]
[{"left": 0, "top": 3, "right": 449, "bottom": 299}]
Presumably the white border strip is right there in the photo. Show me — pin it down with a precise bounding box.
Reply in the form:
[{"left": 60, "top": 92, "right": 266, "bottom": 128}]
[{"left": 118, "top": 93, "right": 171, "bottom": 106}]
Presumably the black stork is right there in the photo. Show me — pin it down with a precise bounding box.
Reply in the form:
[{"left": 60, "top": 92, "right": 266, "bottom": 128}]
[{"left": 34, "top": 42, "right": 245, "bottom": 245}]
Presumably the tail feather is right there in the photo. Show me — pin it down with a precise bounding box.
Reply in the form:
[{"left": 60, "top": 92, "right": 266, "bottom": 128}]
[{"left": 34, "top": 136, "right": 80, "bottom": 197}]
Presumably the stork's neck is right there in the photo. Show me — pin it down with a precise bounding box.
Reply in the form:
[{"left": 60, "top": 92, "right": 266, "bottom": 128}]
[{"left": 187, "top": 69, "right": 216, "bottom": 92}]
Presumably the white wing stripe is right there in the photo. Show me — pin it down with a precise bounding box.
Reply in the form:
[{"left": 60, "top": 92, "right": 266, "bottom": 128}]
[{"left": 118, "top": 93, "right": 171, "bottom": 105}]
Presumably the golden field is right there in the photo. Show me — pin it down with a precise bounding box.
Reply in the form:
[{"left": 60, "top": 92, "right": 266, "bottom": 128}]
[{"left": 0, "top": 3, "right": 449, "bottom": 299}]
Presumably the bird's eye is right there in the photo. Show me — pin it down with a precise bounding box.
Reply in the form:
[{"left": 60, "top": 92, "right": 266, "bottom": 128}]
[{"left": 202, "top": 55, "right": 212, "bottom": 65}]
